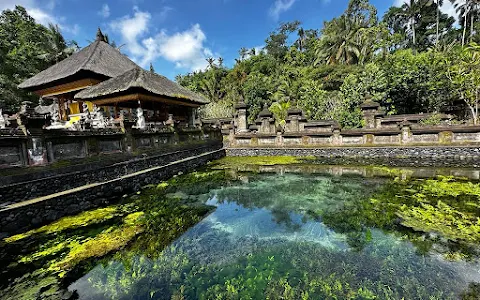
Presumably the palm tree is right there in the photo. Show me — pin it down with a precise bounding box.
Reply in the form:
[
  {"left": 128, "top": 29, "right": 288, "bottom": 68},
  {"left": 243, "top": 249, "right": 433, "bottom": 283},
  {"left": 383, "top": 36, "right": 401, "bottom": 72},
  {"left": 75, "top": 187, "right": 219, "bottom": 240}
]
[
  {"left": 315, "top": 15, "right": 362, "bottom": 65},
  {"left": 450, "top": 0, "right": 480, "bottom": 46},
  {"left": 206, "top": 57, "right": 215, "bottom": 69},
  {"left": 436, "top": 0, "right": 444, "bottom": 46},
  {"left": 239, "top": 47, "right": 248, "bottom": 60},
  {"left": 297, "top": 27, "right": 306, "bottom": 51},
  {"left": 43, "top": 23, "right": 77, "bottom": 64},
  {"left": 403, "top": 0, "right": 421, "bottom": 46},
  {"left": 217, "top": 57, "right": 224, "bottom": 67}
]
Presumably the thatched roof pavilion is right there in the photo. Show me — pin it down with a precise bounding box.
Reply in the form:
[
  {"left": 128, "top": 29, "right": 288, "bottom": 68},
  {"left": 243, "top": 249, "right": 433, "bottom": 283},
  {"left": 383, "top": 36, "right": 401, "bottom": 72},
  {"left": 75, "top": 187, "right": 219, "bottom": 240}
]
[
  {"left": 18, "top": 29, "right": 208, "bottom": 124},
  {"left": 74, "top": 67, "right": 209, "bottom": 108},
  {"left": 19, "top": 29, "right": 138, "bottom": 97}
]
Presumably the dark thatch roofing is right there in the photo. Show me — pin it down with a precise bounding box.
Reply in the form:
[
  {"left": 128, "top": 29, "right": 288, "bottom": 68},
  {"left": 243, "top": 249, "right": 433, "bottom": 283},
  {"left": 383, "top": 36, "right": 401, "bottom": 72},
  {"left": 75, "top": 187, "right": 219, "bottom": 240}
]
[
  {"left": 19, "top": 39, "right": 138, "bottom": 89},
  {"left": 74, "top": 67, "right": 209, "bottom": 105}
]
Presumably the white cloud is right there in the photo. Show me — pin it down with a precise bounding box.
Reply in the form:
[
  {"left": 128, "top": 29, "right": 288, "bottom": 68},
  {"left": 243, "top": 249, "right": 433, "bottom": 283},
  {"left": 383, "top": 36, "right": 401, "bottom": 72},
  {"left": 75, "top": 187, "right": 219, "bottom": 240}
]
[
  {"left": 244, "top": 45, "right": 265, "bottom": 59},
  {"left": 99, "top": 4, "right": 110, "bottom": 18},
  {"left": 269, "top": 0, "right": 296, "bottom": 20},
  {"left": 155, "top": 24, "right": 214, "bottom": 71},
  {"left": 109, "top": 7, "right": 151, "bottom": 56},
  {"left": 0, "top": 0, "right": 80, "bottom": 35},
  {"left": 110, "top": 7, "right": 215, "bottom": 71}
]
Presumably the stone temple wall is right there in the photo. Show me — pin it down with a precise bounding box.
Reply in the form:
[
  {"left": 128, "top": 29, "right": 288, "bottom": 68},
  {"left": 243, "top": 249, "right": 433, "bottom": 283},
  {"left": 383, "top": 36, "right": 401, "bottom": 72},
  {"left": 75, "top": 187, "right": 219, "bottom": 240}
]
[
  {"left": 226, "top": 146, "right": 480, "bottom": 168},
  {"left": 0, "top": 148, "right": 225, "bottom": 236},
  {"left": 0, "top": 126, "right": 222, "bottom": 169},
  {"left": 0, "top": 142, "right": 223, "bottom": 205}
]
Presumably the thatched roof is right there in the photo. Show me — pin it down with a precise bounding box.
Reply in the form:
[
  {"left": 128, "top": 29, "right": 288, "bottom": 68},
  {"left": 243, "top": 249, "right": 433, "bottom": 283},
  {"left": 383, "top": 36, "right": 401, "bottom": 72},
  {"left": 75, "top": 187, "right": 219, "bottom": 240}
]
[
  {"left": 19, "top": 38, "right": 138, "bottom": 90},
  {"left": 74, "top": 67, "right": 209, "bottom": 105}
]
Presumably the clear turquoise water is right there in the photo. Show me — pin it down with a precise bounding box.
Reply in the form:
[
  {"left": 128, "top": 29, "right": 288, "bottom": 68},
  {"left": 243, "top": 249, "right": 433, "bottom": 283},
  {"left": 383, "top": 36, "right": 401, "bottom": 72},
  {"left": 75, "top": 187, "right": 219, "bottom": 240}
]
[{"left": 62, "top": 172, "right": 480, "bottom": 300}]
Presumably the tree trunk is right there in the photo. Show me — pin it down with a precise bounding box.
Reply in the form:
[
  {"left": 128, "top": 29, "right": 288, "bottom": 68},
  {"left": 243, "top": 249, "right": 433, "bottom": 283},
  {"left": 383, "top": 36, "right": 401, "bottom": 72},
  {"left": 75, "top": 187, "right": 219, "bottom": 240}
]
[
  {"left": 411, "top": 18, "right": 416, "bottom": 46},
  {"left": 462, "top": 7, "right": 470, "bottom": 46},
  {"left": 471, "top": 12, "right": 475, "bottom": 43},
  {"left": 436, "top": 0, "right": 439, "bottom": 46}
]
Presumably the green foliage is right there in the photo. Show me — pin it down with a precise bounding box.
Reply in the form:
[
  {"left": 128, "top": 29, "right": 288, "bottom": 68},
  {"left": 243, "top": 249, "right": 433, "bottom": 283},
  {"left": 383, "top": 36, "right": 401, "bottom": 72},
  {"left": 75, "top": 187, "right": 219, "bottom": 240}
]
[
  {"left": 419, "top": 113, "right": 443, "bottom": 125},
  {"left": 446, "top": 43, "right": 480, "bottom": 124},
  {"left": 383, "top": 0, "right": 456, "bottom": 50},
  {"left": 0, "top": 6, "right": 77, "bottom": 111}
]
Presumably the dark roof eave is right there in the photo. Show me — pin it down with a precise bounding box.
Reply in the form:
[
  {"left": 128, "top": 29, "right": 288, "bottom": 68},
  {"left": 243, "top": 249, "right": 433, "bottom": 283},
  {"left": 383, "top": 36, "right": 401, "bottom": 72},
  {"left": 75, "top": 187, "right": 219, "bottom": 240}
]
[{"left": 80, "top": 90, "right": 207, "bottom": 106}]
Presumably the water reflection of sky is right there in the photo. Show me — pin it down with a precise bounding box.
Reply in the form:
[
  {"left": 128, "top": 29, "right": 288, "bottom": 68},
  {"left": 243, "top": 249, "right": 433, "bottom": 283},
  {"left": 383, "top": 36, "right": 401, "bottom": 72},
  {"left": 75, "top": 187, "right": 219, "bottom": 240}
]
[{"left": 204, "top": 195, "right": 348, "bottom": 251}]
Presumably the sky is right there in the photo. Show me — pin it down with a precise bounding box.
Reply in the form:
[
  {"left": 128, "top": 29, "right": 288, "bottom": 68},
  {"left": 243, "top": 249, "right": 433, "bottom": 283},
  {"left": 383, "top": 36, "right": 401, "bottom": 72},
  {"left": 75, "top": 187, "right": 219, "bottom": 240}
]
[{"left": 0, "top": 0, "right": 461, "bottom": 80}]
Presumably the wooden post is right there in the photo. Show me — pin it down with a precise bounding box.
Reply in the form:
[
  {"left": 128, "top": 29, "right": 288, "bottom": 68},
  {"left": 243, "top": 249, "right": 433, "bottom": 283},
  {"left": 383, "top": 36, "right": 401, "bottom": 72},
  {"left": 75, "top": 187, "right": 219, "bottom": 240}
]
[{"left": 58, "top": 96, "right": 67, "bottom": 121}]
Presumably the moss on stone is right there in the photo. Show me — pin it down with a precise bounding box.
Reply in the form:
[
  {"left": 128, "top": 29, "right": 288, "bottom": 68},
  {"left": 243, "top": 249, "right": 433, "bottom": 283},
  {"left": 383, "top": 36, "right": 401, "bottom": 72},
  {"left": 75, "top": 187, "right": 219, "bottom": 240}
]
[
  {"left": 213, "top": 156, "right": 315, "bottom": 169},
  {"left": 5, "top": 204, "right": 136, "bottom": 243}
]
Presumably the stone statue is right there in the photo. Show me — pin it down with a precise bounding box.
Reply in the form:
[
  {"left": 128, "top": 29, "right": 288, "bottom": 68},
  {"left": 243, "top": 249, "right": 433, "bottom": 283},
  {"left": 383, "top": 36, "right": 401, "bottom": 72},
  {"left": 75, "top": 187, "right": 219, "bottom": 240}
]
[
  {"left": 91, "top": 105, "right": 106, "bottom": 129},
  {"left": 46, "top": 104, "right": 68, "bottom": 129},
  {"left": 82, "top": 102, "right": 91, "bottom": 119},
  {"left": 0, "top": 109, "right": 6, "bottom": 129},
  {"left": 133, "top": 107, "right": 146, "bottom": 130},
  {"left": 165, "top": 114, "right": 174, "bottom": 127}
]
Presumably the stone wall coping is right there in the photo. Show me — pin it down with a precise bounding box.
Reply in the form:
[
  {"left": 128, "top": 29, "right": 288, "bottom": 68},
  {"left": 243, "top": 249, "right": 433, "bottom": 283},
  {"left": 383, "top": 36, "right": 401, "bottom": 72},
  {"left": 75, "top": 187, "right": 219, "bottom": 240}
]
[
  {"left": 0, "top": 135, "right": 28, "bottom": 141},
  {"left": 341, "top": 129, "right": 400, "bottom": 136},
  {"left": 411, "top": 125, "right": 480, "bottom": 134},
  {"left": 228, "top": 145, "right": 480, "bottom": 150},
  {"left": 288, "top": 132, "right": 333, "bottom": 137},
  {"left": 43, "top": 130, "right": 123, "bottom": 137}
]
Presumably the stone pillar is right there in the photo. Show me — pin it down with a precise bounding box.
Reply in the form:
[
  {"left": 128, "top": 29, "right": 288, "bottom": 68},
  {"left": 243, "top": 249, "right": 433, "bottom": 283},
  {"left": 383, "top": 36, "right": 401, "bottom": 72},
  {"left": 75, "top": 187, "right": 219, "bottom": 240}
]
[
  {"left": 285, "top": 107, "right": 304, "bottom": 133},
  {"left": 332, "top": 129, "right": 342, "bottom": 146},
  {"left": 360, "top": 94, "right": 381, "bottom": 129},
  {"left": 256, "top": 104, "right": 275, "bottom": 134},
  {"left": 234, "top": 97, "right": 248, "bottom": 133},
  {"left": 188, "top": 107, "right": 197, "bottom": 127},
  {"left": 275, "top": 132, "right": 284, "bottom": 146},
  {"left": 401, "top": 123, "right": 411, "bottom": 144}
]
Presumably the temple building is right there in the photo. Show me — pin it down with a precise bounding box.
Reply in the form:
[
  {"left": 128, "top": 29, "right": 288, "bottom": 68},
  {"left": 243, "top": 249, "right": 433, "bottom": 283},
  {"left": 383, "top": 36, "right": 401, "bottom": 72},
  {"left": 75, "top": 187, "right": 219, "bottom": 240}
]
[{"left": 18, "top": 29, "right": 207, "bottom": 128}]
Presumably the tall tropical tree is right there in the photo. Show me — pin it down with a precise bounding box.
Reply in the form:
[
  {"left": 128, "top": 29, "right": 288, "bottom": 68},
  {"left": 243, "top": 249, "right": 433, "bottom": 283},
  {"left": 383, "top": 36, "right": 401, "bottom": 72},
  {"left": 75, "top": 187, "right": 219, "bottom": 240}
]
[
  {"left": 450, "top": 0, "right": 480, "bottom": 45},
  {"left": 0, "top": 6, "right": 76, "bottom": 110},
  {"left": 436, "top": 0, "right": 443, "bottom": 45},
  {"left": 42, "top": 24, "right": 78, "bottom": 64},
  {"left": 296, "top": 27, "right": 306, "bottom": 51},
  {"left": 206, "top": 57, "right": 215, "bottom": 69},
  {"left": 384, "top": 0, "right": 454, "bottom": 50},
  {"left": 315, "top": 0, "right": 378, "bottom": 65},
  {"left": 239, "top": 47, "right": 248, "bottom": 60}
]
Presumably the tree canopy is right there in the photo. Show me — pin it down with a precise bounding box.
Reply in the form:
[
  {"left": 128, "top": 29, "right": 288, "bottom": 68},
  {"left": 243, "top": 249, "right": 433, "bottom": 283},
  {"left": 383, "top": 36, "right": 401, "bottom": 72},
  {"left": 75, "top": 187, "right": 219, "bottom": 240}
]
[{"left": 0, "top": 5, "right": 77, "bottom": 112}]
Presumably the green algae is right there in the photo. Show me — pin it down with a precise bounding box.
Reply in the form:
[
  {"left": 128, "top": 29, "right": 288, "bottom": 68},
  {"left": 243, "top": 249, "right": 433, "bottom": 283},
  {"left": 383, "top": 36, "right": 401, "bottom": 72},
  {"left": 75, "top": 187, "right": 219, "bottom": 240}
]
[
  {"left": 213, "top": 156, "right": 315, "bottom": 169},
  {"left": 398, "top": 200, "right": 480, "bottom": 243},
  {"left": 5, "top": 204, "right": 137, "bottom": 243},
  {"left": 18, "top": 212, "right": 145, "bottom": 273}
]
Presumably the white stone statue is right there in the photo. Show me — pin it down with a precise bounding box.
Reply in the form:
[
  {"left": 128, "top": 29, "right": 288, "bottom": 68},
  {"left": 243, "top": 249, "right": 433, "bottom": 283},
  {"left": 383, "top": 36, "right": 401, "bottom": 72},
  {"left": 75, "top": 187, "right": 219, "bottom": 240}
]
[
  {"left": 133, "top": 107, "right": 146, "bottom": 130},
  {"left": 0, "top": 109, "right": 6, "bottom": 129},
  {"left": 91, "top": 105, "right": 106, "bottom": 129},
  {"left": 46, "top": 104, "right": 68, "bottom": 129},
  {"left": 82, "top": 102, "right": 91, "bottom": 120}
]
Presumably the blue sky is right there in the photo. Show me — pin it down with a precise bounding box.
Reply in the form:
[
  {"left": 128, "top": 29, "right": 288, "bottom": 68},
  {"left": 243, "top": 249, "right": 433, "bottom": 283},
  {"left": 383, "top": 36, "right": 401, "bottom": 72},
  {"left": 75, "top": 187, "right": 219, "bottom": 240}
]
[{"left": 1, "top": 0, "right": 460, "bottom": 79}]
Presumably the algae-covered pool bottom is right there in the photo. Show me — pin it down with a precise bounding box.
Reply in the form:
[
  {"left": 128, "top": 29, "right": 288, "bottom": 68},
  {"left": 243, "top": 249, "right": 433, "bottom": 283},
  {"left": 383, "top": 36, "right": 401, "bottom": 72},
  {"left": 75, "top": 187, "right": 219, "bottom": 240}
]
[{"left": 1, "top": 159, "right": 480, "bottom": 299}]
